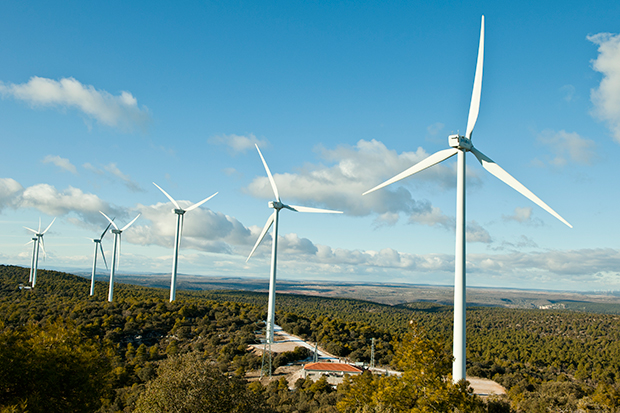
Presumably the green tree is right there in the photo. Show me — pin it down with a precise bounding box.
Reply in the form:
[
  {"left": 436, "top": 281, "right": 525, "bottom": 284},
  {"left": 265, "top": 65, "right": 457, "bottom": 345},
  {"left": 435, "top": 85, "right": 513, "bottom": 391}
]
[
  {"left": 0, "top": 319, "right": 111, "bottom": 413},
  {"left": 338, "top": 320, "right": 486, "bottom": 413},
  {"left": 134, "top": 352, "right": 269, "bottom": 413}
]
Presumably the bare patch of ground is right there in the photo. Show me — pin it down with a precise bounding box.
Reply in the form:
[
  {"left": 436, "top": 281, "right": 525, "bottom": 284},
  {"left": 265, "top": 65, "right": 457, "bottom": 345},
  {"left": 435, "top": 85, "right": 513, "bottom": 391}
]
[{"left": 467, "top": 376, "right": 506, "bottom": 396}]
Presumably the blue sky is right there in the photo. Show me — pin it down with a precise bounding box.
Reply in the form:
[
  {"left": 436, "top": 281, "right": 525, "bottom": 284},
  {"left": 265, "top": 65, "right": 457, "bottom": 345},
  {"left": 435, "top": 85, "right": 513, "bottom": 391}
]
[{"left": 1, "top": 0, "right": 620, "bottom": 292}]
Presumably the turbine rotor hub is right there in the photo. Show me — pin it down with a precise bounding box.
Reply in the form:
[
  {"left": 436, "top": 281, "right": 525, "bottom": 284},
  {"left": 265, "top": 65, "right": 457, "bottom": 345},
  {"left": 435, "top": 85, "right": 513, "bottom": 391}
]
[
  {"left": 269, "top": 201, "right": 284, "bottom": 210},
  {"left": 449, "top": 134, "right": 473, "bottom": 151}
]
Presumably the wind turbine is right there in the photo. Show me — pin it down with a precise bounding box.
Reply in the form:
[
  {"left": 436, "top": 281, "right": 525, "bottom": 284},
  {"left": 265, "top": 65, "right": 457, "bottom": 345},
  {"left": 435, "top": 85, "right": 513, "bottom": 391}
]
[
  {"left": 247, "top": 144, "right": 343, "bottom": 344},
  {"left": 363, "top": 16, "right": 571, "bottom": 382},
  {"left": 89, "top": 222, "right": 113, "bottom": 296},
  {"left": 99, "top": 211, "right": 140, "bottom": 302},
  {"left": 153, "top": 182, "right": 218, "bottom": 302},
  {"left": 24, "top": 217, "right": 56, "bottom": 288}
]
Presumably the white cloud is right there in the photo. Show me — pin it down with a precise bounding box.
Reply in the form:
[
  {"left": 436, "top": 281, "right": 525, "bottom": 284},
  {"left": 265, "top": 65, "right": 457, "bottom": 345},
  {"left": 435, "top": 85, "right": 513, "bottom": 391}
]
[
  {"left": 559, "top": 84, "right": 576, "bottom": 102},
  {"left": 0, "top": 178, "right": 121, "bottom": 225},
  {"left": 104, "top": 163, "right": 143, "bottom": 192},
  {"left": 588, "top": 33, "right": 620, "bottom": 143},
  {"left": 427, "top": 122, "right": 445, "bottom": 136},
  {"left": 83, "top": 162, "right": 143, "bottom": 192},
  {"left": 208, "top": 133, "right": 268, "bottom": 154},
  {"left": 0, "top": 76, "right": 150, "bottom": 131},
  {"left": 503, "top": 206, "right": 533, "bottom": 223},
  {"left": 245, "top": 139, "right": 464, "bottom": 226},
  {"left": 537, "top": 129, "right": 596, "bottom": 166},
  {"left": 0, "top": 178, "right": 23, "bottom": 211},
  {"left": 127, "top": 201, "right": 253, "bottom": 255},
  {"left": 466, "top": 221, "right": 492, "bottom": 243},
  {"left": 42, "top": 155, "right": 77, "bottom": 174}
]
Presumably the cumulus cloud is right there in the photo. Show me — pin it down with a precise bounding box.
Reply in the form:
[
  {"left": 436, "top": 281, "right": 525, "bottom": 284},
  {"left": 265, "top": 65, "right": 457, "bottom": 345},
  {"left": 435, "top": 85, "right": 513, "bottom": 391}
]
[
  {"left": 245, "top": 139, "right": 467, "bottom": 226},
  {"left": 0, "top": 178, "right": 121, "bottom": 224},
  {"left": 537, "top": 130, "right": 596, "bottom": 166},
  {"left": 588, "top": 33, "right": 620, "bottom": 143},
  {"left": 0, "top": 178, "right": 23, "bottom": 211},
  {"left": 502, "top": 207, "right": 543, "bottom": 227},
  {"left": 42, "top": 155, "right": 77, "bottom": 174},
  {"left": 127, "top": 201, "right": 253, "bottom": 255},
  {"left": 208, "top": 133, "right": 268, "bottom": 154},
  {"left": 0, "top": 76, "right": 150, "bottom": 131}
]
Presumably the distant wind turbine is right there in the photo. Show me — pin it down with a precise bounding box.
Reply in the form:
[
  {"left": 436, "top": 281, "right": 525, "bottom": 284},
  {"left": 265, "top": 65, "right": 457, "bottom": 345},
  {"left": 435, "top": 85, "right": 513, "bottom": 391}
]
[
  {"left": 363, "top": 16, "right": 571, "bottom": 382},
  {"left": 89, "top": 221, "right": 113, "bottom": 296},
  {"left": 99, "top": 212, "right": 140, "bottom": 302},
  {"left": 247, "top": 144, "right": 342, "bottom": 344},
  {"left": 24, "top": 217, "right": 56, "bottom": 288},
  {"left": 153, "top": 182, "right": 218, "bottom": 302}
]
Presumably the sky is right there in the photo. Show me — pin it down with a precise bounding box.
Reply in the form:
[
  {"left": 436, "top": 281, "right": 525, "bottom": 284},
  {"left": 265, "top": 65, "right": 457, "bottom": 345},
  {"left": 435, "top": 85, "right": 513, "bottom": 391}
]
[{"left": 1, "top": 0, "right": 620, "bottom": 292}]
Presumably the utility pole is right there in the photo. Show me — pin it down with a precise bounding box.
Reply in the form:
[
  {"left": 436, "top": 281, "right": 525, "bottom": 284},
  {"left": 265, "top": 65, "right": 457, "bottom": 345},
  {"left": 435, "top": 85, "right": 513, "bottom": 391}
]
[{"left": 370, "top": 338, "right": 375, "bottom": 369}]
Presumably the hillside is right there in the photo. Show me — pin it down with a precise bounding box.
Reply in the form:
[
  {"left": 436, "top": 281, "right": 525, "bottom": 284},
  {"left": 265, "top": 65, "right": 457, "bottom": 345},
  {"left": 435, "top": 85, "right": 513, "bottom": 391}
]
[{"left": 3, "top": 265, "right": 620, "bottom": 412}]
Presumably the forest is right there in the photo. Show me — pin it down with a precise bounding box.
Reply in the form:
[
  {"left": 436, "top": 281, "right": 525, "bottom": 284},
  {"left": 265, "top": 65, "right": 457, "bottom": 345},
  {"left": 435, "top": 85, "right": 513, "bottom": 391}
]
[{"left": 1, "top": 264, "right": 620, "bottom": 412}]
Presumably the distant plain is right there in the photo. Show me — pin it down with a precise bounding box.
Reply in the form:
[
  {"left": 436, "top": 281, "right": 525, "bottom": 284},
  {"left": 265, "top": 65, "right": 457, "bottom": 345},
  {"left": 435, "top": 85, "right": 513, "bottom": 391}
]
[{"left": 78, "top": 271, "right": 620, "bottom": 313}]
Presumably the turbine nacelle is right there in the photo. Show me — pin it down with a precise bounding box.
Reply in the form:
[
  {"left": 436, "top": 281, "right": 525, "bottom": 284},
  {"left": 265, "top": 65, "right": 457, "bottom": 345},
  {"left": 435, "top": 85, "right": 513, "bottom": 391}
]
[
  {"left": 449, "top": 134, "right": 473, "bottom": 151},
  {"left": 112, "top": 229, "right": 122, "bottom": 235},
  {"left": 173, "top": 208, "right": 186, "bottom": 215},
  {"left": 269, "top": 201, "right": 284, "bottom": 210}
]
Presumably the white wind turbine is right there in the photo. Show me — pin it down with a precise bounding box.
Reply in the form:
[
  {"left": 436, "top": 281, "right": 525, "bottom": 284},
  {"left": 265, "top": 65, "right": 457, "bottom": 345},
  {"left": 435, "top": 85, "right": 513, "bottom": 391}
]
[
  {"left": 363, "top": 16, "right": 572, "bottom": 382},
  {"left": 89, "top": 222, "right": 113, "bottom": 296},
  {"left": 247, "top": 144, "right": 342, "bottom": 344},
  {"left": 24, "top": 217, "right": 56, "bottom": 288},
  {"left": 153, "top": 182, "right": 218, "bottom": 302},
  {"left": 99, "top": 211, "right": 141, "bottom": 302}
]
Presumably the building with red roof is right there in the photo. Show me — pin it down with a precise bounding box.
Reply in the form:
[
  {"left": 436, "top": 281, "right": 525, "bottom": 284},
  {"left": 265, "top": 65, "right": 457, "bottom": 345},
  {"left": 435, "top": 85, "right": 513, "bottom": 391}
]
[{"left": 302, "top": 362, "right": 363, "bottom": 380}]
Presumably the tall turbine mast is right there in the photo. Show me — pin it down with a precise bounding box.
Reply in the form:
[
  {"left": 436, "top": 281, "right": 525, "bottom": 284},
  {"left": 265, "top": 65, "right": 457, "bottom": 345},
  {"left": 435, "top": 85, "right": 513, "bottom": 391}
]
[
  {"left": 100, "top": 212, "right": 140, "bottom": 302},
  {"left": 247, "top": 144, "right": 342, "bottom": 344},
  {"left": 24, "top": 218, "right": 56, "bottom": 288},
  {"left": 153, "top": 182, "right": 218, "bottom": 302},
  {"left": 89, "top": 222, "right": 112, "bottom": 296},
  {"left": 363, "top": 15, "right": 571, "bottom": 382}
]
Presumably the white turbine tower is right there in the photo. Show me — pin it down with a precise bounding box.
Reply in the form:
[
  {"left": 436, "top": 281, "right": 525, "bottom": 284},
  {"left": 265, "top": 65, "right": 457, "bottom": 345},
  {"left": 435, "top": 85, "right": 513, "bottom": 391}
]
[
  {"left": 99, "top": 212, "right": 140, "bottom": 302},
  {"left": 363, "top": 16, "right": 572, "bottom": 382},
  {"left": 24, "top": 217, "right": 56, "bottom": 288},
  {"left": 89, "top": 222, "right": 113, "bottom": 296},
  {"left": 153, "top": 182, "right": 218, "bottom": 302},
  {"left": 247, "top": 144, "right": 342, "bottom": 344}
]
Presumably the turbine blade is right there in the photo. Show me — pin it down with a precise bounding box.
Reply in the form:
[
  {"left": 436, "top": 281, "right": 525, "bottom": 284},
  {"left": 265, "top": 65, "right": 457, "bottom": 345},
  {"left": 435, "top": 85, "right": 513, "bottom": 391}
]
[
  {"left": 255, "top": 144, "right": 280, "bottom": 202},
  {"left": 25, "top": 240, "right": 35, "bottom": 246},
  {"left": 246, "top": 212, "right": 275, "bottom": 262},
  {"left": 121, "top": 214, "right": 141, "bottom": 231},
  {"left": 100, "top": 243, "right": 108, "bottom": 270},
  {"left": 153, "top": 182, "right": 181, "bottom": 209},
  {"left": 363, "top": 148, "right": 459, "bottom": 196},
  {"left": 38, "top": 217, "right": 41, "bottom": 233},
  {"left": 286, "top": 204, "right": 343, "bottom": 214},
  {"left": 185, "top": 192, "right": 218, "bottom": 212},
  {"left": 466, "top": 15, "right": 485, "bottom": 140},
  {"left": 42, "top": 217, "right": 56, "bottom": 234},
  {"left": 24, "top": 226, "right": 38, "bottom": 234},
  {"left": 471, "top": 147, "right": 572, "bottom": 228},
  {"left": 100, "top": 222, "right": 113, "bottom": 239},
  {"left": 39, "top": 238, "right": 47, "bottom": 260},
  {"left": 100, "top": 212, "right": 119, "bottom": 230}
]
